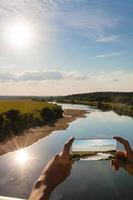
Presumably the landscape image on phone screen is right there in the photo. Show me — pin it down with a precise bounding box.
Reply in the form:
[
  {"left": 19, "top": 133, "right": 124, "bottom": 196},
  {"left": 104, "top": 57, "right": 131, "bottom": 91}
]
[{"left": 71, "top": 139, "right": 117, "bottom": 161}]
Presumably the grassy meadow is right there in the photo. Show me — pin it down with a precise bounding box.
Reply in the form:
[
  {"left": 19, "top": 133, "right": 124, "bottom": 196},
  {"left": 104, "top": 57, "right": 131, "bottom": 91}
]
[
  {"left": 0, "top": 99, "right": 63, "bottom": 141},
  {"left": 0, "top": 99, "right": 60, "bottom": 118}
]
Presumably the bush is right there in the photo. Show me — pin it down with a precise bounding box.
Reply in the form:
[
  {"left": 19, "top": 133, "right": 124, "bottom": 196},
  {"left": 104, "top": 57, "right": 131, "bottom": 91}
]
[
  {"left": 0, "top": 114, "right": 4, "bottom": 130},
  {"left": 5, "top": 109, "right": 20, "bottom": 122},
  {"left": 53, "top": 106, "right": 63, "bottom": 118},
  {"left": 40, "top": 107, "right": 56, "bottom": 122}
]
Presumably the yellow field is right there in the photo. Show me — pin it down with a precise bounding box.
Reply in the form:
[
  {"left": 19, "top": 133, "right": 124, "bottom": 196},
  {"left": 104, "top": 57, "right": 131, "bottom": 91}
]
[{"left": 0, "top": 99, "right": 57, "bottom": 115}]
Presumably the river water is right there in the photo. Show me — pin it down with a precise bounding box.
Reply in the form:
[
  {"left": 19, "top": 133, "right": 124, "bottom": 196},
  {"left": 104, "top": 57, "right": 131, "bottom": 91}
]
[{"left": 0, "top": 104, "right": 133, "bottom": 200}]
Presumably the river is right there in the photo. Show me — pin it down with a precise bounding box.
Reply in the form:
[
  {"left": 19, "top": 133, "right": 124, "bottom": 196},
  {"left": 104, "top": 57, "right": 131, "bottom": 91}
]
[{"left": 0, "top": 104, "right": 133, "bottom": 200}]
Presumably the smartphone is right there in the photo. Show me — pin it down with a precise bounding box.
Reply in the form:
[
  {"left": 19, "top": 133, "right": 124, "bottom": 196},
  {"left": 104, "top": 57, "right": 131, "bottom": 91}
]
[{"left": 70, "top": 138, "right": 117, "bottom": 161}]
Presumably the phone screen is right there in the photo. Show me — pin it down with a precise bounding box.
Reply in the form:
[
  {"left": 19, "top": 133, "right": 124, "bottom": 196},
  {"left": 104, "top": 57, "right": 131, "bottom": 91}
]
[{"left": 71, "top": 138, "right": 117, "bottom": 161}]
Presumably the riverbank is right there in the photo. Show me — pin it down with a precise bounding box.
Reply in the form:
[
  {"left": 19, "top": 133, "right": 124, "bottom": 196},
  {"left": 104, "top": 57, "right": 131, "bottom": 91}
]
[
  {"left": 0, "top": 109, "right": 88, "bottom": 156},
  {"left": 56, "top": 92, "right": 133, "bottom": 117},
  {"left": 57, "top": 100, "right": 133, "bottom": 117}
]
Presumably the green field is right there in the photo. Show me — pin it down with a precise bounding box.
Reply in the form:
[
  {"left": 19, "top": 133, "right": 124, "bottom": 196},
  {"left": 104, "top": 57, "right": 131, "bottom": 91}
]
[
  {"left": 0, "top": 99, "right": 63, "bottom": 141},
  {"left": 0, "top": 99, "right": 58, "bottom": 116}
]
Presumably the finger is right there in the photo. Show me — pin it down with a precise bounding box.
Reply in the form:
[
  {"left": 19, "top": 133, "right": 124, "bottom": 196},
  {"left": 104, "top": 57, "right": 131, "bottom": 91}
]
[
  {"left": 111, "top": 159, "right": 119, "bottom": 171},
  {"left": 113, "top": 155, "right": 133, "bottom": 176},
  {"left": 111, "top": 150, "right": 126, "bottom": 171},
  {"left": 116, "top": 150, "right": 127, "bottom": 161},
  {"left": 113, "top": 136, "right": 132, "bottom": 154},
  {"left": 62, "top": 137, "right": 74, "bottom": 158},
  {"left": 112, "top": 159, "right": 127, "bottom": 170},
  {"left": 111, "top": 158, "right": 127, "bottom": 172}
]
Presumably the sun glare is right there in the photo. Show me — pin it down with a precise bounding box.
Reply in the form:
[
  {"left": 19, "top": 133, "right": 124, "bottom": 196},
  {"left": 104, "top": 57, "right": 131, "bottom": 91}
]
[
  {"left": 16, "top": 149, "right": 29, "bottom": 165},
  {"left": 6, "top": 22, "right": 33, "bottom": 48}
]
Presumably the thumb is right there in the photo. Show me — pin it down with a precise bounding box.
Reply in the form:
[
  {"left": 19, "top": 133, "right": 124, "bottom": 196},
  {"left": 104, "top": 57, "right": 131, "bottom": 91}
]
[{"left": 62, "top": 137, "right": 74, "bottom": 158}]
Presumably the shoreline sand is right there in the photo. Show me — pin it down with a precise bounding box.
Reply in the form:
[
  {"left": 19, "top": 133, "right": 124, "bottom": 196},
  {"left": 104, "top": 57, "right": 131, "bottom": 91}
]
[{"left": 0, "top": 109, "right": 88, "bottom": 156}]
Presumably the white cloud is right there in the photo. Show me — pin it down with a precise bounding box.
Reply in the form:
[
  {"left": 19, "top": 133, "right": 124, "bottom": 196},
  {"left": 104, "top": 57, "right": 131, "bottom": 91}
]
[
  {"left": 0, "top": 70, "right": 132, "bottom": 83},
  {"left": 58, "top": 8, "right": 119, "bottom": 39},
  {"left": 0, "top": 70, "right": 133, "bottom": 95},
  {"left": 64, "top": 71, "right": 89, "bottom": 80},
  {"left": 0, "top": 70, "right": 133, "bottom": 96},
  {"left": 96, "top": 52, "right": 123, "bottom": 58},
  {"left": 0, "top": 70, "right": 90, "bottom": 82},
  {"left": 20, "top": 71, "right": 63, "bottom": 81},
  {"left": 0, "top": 72, "right": 15, "bottom": 81},
  {"left": 96, "top": 32, "right": 133, "bottom": 42},
  {"left": 96, "top": 35, "right": 119, "bottom": 42},
  {"left": 91, "top": 71, "right": 126, "bottom": 81}
]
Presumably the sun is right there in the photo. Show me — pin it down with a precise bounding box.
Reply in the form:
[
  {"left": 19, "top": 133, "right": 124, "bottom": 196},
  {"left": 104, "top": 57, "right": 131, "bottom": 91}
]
[
  {"left": 6, "top": 21, "right": 33, "bottom": 48},
  {"left": 15, "top": 149, "right": 29, "bottom": 165}
]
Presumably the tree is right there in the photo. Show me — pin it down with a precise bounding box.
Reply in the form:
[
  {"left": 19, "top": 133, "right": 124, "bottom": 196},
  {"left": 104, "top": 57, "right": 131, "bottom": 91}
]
[
  {"left": 40, "top": 108, "right": 55, "bottom": 122},
  {"left": 5, "top": 109, "right": 20, "bottom": 122},
  {"left": 0, "top": 114, "right": 4, "bottom": 130}
]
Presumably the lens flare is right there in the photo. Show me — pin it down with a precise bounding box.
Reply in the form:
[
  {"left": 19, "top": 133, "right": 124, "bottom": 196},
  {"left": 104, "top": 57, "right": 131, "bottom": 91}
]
[{"left": 15, "top": 149, "right": 29, "bottom": 165}]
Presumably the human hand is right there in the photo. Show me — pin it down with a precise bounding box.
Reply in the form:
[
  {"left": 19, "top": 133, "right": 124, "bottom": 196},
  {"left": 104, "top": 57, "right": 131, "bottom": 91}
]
[
  {"left": 41, "top": 137, "right": 74, "bottom": 189},
  {"left": 111, "top": 136, "right": 133, "bottom": 176},
  {"left": 29, "top": 137, "right": 74, "bottom": 200}
]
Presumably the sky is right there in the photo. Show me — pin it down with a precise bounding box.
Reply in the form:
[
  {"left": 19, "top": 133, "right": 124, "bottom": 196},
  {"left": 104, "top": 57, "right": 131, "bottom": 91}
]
[
  {"left": 0, "top": 0, "right": 133, "bottom": 95},
  {"left": 72, "top": 139, "right": 116, "bottom": 152}
]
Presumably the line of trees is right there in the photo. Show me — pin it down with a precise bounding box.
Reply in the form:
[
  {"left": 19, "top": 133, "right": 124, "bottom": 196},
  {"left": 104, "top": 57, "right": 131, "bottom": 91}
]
[
  {"left": 56, "top": 92, "right": 133, "bottom": 117},
  {"left": 57, "top": 92, "right": 133, "bottom": 105}
]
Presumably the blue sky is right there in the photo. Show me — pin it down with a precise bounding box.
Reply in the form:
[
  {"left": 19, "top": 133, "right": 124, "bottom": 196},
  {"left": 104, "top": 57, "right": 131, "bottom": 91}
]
[{"left": 0, "top": 0, "right": 133, "bottom": 95}]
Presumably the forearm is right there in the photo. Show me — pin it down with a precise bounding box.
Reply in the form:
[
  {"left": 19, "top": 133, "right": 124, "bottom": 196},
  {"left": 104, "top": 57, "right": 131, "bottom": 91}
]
[
  {"left": 29, "top": 138, "right": 74, "bottom": 199},
  {"left": 29, "top": 176, "right": 54, "bottom": 200}
]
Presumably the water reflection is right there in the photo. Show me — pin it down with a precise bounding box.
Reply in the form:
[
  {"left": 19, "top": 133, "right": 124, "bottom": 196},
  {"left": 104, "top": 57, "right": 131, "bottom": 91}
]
[
  {"left": 15, "top": 149, "right": 29, "bottom": 166},
  {"left": 0, "top": 104, "right": 133, "bottom": 199}
]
